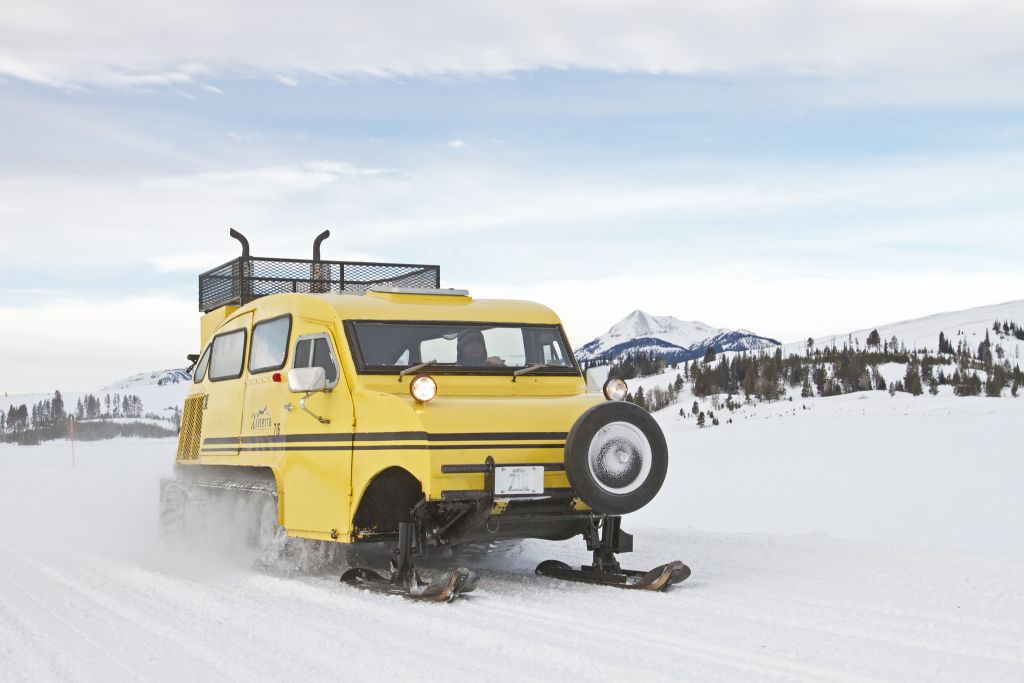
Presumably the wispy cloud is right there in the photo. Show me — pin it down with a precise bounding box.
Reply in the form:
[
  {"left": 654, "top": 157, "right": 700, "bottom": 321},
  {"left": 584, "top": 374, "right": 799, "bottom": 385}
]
[
  {"left": 3, "top": 2, "right": 1024, "bottom": 104},
  {"left": 2, "top": 151, "right": 1021, "bottom": 275}
]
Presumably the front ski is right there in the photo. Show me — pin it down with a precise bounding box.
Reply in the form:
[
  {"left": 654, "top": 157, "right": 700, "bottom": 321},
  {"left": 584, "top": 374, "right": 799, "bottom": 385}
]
[
  {"left": 340, "top": 566, "right": 478, "bottom": 602},
  {"left": 536, "top": 559, "right": 690, "bottom": 591},
  {"left": 339, "top": 522, "right": 477, "bottom": 602}
]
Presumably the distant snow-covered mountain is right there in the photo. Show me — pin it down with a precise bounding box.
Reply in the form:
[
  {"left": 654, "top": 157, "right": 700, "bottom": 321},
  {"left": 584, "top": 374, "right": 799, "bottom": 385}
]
[
  {"left": 575, "top": 310, "right": 780, "bottom": 363},
  {"left": 100, "top": 368, "right": 192, "bottom": 392}
]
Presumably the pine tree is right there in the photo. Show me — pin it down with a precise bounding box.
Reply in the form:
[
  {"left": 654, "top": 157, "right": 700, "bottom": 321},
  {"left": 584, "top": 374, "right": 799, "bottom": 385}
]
[
  {"left": 938, "top": 331, "right": 954, "bottom": 354},
  {"left": 978, "top": 330, "right": 993, "bottom": 366},
  {"left": 634, "top": 386, "right": 648, "bottom": 411},
  {"left": 985, "top": 366, "right": 1007, "bottom": 397},
  {"left": 51, "top": 391, "right": 65, "bottom": 425},
  {"left": 904, "top": 360, "right": 923, "bottom": 396},
  {"left": 696, "top": 411, "right": 705, "bottom": 428},
  {"left": 691, "top": 400, "right": 699, "bottom": 416},
  {"left": 866, "top": 329, "right": 881, "bottom": 348}
]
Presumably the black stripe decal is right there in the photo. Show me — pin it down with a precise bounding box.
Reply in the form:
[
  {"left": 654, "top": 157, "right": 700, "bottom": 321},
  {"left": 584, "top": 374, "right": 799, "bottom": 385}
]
[
  {"left": 204, "top": 431, "right": 568, "bottom": 446},
  {"left": 356, "top": 432, "right": 568, "bottom": 442},
  {"left": 200, "top": 442, "right": 565, "bottom": 454}
]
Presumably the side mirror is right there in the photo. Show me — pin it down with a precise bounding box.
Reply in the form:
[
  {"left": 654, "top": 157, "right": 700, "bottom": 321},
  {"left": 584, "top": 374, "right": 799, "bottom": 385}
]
[
  {"left": 585, "top": 366, "right": 611, "bottom": 393},
  {"left": 289, "top": 366, "right": 327, "bottom": 393}
]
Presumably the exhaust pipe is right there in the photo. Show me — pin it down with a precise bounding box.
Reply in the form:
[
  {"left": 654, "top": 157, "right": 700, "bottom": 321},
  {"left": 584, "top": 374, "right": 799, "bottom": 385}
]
[
  {"left": 311, "top": 230, "right": 331, "bottom": 293},
  {"left": 229, "top": 228, "right": 251, "bottom": 258},
  {"left": 228, "top": 229, "right": 252, "bottom": 302},
  {"left": 313, "top": 229, "right": 330, "bottom": 261}
]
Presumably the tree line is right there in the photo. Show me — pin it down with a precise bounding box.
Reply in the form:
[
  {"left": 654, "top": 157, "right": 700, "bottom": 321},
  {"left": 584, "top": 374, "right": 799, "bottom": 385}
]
[
  {"left": 597, "top": 320, "right": 1024, "bottom": 420},
  {"left": 1, "top": 390, "right": 178, "bottom": 445}
]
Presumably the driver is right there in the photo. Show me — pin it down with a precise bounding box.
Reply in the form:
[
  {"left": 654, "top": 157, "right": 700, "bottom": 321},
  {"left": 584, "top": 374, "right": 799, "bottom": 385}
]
[{"left": 457, "top": 329, "right": 505, "bottom": 366}]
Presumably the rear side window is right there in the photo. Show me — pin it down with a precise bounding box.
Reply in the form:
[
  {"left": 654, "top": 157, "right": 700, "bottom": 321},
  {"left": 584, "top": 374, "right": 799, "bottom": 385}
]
[
  {"left": 210, "top": 329, "right": 247, "bottom": 381},
  {"left": 193, "top": 346, "right": 211, "bottom": 383},
  {"left": 249, "top": 316, "right": 291, "bottom": 373},
  {"left": 293, "top": 334, "right": 340, "bottom": 387}
]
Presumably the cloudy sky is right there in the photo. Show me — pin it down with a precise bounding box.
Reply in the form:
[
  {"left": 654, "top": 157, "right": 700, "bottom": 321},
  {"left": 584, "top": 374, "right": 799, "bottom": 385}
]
[{"left": 2, "top": 1, "right": 1024, "bottom": 393}]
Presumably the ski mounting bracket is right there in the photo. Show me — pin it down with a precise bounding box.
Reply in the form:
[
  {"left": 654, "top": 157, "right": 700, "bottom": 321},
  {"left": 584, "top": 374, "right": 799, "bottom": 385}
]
[{"left": 584, "top": 514, "right": 633, "bottom": 573}]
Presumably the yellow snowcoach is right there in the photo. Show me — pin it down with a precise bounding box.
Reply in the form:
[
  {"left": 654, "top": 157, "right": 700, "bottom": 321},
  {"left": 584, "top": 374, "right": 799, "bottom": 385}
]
[{"left": 162, "top": 230, "right": 689, "bottom": 600}]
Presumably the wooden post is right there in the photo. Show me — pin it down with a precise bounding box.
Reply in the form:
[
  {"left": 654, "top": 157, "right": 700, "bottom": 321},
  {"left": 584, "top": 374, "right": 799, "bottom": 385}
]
[{"left": 68, "top": 416, "right": 76, "bottom": 469}]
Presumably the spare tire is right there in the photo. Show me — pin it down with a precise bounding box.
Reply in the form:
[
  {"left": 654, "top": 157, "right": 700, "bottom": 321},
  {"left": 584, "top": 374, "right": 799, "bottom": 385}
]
[{"left": 563, "top": 402, "right": 669, "bottom": 515}]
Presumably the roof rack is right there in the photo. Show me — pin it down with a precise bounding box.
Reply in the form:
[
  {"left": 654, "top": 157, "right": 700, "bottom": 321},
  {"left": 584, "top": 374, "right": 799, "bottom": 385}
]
[{"left": 198, "top": 229, "right": 441, "bottom": 312}]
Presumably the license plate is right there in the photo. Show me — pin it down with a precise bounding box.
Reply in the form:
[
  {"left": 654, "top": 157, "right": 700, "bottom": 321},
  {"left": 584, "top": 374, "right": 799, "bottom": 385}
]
[{"left": 494, "top": 465, "right": 545, "bottom": 496}]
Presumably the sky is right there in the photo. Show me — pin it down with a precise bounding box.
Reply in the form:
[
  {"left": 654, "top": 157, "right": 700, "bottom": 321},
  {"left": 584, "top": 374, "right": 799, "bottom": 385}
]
[{"left": 2, "top": 1, "right": 1024, "bottom": 393}]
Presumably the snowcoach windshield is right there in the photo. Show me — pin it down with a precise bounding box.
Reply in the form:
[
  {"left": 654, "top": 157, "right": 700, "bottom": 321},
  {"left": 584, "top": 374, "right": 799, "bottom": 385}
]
[{"left": 345, "top": 321, "right": 580, "bottom": 376}]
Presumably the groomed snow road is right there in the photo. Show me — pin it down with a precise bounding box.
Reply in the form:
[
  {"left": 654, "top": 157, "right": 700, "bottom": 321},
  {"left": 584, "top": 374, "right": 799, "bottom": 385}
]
[{"left": 2, "top": 404, "right": 1023, "bottom": 682}]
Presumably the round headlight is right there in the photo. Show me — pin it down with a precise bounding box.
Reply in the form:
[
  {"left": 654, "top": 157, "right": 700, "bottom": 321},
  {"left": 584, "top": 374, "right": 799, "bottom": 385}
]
[
  {"left": 409, "top": 375, "right": 438, "bottom": 403},
  {"left": 603, "top": 377, "right": 628, "bottom": 401}
]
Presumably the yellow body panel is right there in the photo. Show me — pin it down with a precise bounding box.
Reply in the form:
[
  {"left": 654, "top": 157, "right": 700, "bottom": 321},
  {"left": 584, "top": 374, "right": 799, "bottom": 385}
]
[{"left": 179, "top": 291, "right": 603, "bottom": 543}]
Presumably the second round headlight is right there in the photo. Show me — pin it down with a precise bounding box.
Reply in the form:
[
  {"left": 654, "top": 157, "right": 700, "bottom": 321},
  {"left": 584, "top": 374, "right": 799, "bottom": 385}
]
[
  {"left": 409, "top": 375, "right": 438, "bottom": 403},
  {"left": 603, "top": 377, "right": 628, "bottom": 401}
]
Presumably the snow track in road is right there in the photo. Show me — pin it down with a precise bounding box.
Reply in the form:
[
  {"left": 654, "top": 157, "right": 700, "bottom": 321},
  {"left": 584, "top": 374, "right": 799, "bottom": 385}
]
[{"left": 2, "top": 438, "right": 1023, "bottom": 682}]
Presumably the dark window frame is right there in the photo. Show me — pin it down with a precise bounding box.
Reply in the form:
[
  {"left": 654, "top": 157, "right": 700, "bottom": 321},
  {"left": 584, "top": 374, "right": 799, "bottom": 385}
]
[
  {"left": 248, "top": 314, "right": 293, "bottom": 374},
  {"left": 343, "top": 319, "right": 582, "bottom": 377},
  {"left": 292, "top": 331, "right": 341, "bottom": 389},
  {"left": 209, "top": 328, "right": 248, "bottom": 382},
  {"left": 193, "top": 345, "right": 211, "bottom": 384}
]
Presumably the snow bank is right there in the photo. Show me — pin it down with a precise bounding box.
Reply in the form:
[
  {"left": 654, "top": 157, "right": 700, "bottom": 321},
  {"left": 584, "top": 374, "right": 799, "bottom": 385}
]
[
  {"left": 1, "top": 401, "right": 1023, "bottom": 681},
  {"left": 633, "top": 391, "right": 1024, "bottom": 557}
]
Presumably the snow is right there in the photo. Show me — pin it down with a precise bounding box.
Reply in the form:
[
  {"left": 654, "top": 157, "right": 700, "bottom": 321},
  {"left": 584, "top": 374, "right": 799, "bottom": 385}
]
[
  {"left": 636, "top": 390, "right": 1024, "bottom": 557},
  {"left": 784, "top": 298, "right": 1024, "bottom": 359},
  {"left": 2, "top": 392, "right": 1023, "bottom": 681}
]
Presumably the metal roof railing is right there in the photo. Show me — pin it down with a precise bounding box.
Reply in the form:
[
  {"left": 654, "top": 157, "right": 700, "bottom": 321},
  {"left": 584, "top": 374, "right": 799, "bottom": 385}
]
[{"left": 197, "top": 230, "right": 441, "bottom": 312}]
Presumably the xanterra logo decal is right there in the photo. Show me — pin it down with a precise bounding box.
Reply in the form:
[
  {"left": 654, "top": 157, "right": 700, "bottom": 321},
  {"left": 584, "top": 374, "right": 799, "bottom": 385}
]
[{"left": 251, "top": 407, "right": 272, "bottom": 431}]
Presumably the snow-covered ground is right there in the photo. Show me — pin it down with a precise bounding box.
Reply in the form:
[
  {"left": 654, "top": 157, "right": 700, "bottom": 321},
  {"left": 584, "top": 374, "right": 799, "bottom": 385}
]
[
  {"left": 782, "top": 298, "right": 1024, "bottom": 358},
  {"left": 635, "top": 391, "right": 1024, "bottom": 557},
  {"left": 2, "top": 393, "right": 1022, "bottom": 682}
]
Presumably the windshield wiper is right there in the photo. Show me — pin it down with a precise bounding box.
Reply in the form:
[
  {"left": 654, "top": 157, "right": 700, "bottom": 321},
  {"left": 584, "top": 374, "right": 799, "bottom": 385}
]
[
  {"left": 512, "top": 363, "right": 564, "bottom": 382},
  {"left": 399, "top": 359, "right": 438, "bottom": 381}
]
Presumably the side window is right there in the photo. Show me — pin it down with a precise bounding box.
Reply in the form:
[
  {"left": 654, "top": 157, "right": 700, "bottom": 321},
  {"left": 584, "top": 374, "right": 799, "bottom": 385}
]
[
  {"left": 292, "top": 334, "right": 340, "bottom": 387},
  {"left": 193, "top": 346, "right": 211, "bottom": 383},
  {"left": 249, "top": 315, "right": 291, "bottom": 373},
  {"left": 210, "top": 329, "right": 247, "bottom": 381}
]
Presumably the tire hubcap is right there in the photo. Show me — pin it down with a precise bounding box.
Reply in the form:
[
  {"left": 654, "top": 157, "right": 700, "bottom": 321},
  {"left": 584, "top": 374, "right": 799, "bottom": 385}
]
[{"left": 587, "top": 421, "right": 652, "bottom": 494}]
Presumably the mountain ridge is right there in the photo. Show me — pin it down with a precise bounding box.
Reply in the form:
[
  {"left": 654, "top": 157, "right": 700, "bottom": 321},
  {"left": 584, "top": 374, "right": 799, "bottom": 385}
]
[{"left": 575, "top": 309, "right": 780, "bottom": 364}]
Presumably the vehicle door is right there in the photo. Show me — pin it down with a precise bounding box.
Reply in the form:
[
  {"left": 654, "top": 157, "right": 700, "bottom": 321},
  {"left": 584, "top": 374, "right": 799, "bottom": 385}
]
[
  {"left": 280, "top": 318, "right": 355, "bottom": 535},
  {"left": 240, "top": 314, "right": 293, "bottom": 446},
  {"left": 202, "top": 311, "right": 252, "bottom": 455}
]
